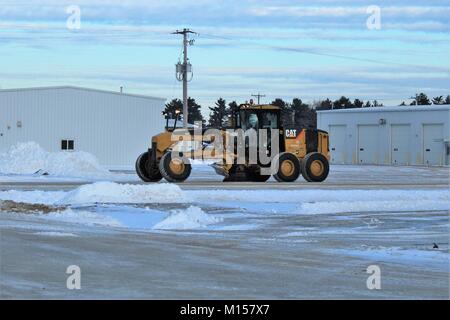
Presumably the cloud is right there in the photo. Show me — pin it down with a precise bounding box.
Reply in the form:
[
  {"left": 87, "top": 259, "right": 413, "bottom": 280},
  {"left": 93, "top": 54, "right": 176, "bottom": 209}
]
[
  {"left": 1, "top": 1, "right": 449, "bottom": 32},
  {"left": 248, "top": 6, "right": 450, "bottom": 18},
  {"left": 0, "top": 0, "right": 449, "bottom": 107}
]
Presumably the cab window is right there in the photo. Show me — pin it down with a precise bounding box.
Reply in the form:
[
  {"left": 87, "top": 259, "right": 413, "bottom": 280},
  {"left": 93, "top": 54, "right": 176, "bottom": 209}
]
[
  {"left": 240, "top": 111, "right": 259, "bottom": 131},
  {"left": 261, "top": 112, "right": 278, "bottom": 129}
]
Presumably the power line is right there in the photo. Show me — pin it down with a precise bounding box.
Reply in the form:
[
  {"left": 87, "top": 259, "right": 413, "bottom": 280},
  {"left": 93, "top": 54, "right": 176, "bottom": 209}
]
[{"left": 196, "top": 31, "right": 448, "bottom": 72}]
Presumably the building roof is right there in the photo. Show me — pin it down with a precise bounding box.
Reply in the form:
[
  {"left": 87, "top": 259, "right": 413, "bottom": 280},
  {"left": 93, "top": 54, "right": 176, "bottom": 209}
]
[
  {"left": 317, "top": 105, "right": 450, "bottom": 114},
  {"left": 0, "top": 85, "right": 166, "bottom": 101}
]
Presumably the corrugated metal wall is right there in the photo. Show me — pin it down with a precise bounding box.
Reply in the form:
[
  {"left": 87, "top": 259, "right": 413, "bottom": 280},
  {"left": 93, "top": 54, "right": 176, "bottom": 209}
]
[
  {"left": 0, "top": 87, "right": 165, "bottom": 169},
  {"left": 317, "top": 106, "right": 450, "bottom": 166}
]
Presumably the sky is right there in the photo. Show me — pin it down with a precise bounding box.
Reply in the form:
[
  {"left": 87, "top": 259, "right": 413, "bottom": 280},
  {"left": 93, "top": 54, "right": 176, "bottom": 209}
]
[{"left": 0, "top": 0, "right": 449, "bottom": 113}]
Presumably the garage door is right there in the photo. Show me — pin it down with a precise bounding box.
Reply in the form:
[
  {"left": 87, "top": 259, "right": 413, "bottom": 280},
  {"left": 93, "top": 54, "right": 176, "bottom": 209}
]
[
  {"left": 329, "top": 125, "right": 347, "bottom": 164},
  {"left": 391, "top": 124, "right": 411, "bottom": 165},
  {"left": 423, "top": 124, "right": 444, "bottom": 165},
  {"left": 358, "top": 125, "right": 380, "bottom": 164}
]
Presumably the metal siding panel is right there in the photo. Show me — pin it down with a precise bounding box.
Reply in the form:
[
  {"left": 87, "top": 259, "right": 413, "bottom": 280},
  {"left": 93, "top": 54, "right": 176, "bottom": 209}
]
[
  {"left": 329, "top": 125, "right": 347, "bottom": 164},
  {"left": 0, "top": 87, "right": 165, "bottom": 168},
  {"left": 391, "top": 124, "right": 411, "bottom": 165},
  {"left": 358, "top": 125, "right": 380, "bottom": 164},
  {"left": 423, "top": 124, "right": 444, "bottom": 166}
]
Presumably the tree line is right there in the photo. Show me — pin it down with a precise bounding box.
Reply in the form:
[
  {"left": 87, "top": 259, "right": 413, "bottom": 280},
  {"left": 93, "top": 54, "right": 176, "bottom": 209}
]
[{"left": 164, "top": 92, "right": 450, "bottom": 129}]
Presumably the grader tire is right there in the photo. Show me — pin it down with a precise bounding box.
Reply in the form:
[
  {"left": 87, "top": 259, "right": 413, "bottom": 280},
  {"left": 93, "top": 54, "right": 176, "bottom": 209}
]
[
  {"left": 273, "top": 152, "right": 301, "bottom": 183},
  {"left": 159, "top": 152, "right": 192, "bottom": 183},
  {"left": 301, "top": 152, "right": 329, "bottom": 182},
  {"left": 135, "top": 151, "right": 163, "bottom": 183}
]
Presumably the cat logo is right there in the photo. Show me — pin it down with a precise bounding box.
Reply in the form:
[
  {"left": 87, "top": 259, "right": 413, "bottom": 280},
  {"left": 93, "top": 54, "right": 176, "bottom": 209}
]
[{"left": 285, "top": 129, "right": 297, "bottom": 138}]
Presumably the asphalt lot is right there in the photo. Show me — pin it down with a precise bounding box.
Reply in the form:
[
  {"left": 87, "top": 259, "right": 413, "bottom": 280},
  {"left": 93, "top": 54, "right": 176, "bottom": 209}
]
[
  {"left": 0, "top": 165, "right": 449, "bottom": 299},
  {"left": 1, "top": 164, "right": 449, "bottom": 191}
]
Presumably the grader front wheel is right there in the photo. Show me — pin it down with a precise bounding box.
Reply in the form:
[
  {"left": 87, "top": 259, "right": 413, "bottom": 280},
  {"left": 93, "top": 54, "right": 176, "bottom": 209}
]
[
  {"left": 159, "top": 152, "right": 192, "bottom": 183},
  {"left": 273, "top": 153, "right": 301, "bottom": 182}
]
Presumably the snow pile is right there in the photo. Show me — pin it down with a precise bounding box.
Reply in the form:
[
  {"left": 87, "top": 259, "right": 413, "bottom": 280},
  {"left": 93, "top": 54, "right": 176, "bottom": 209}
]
[
  {"left": 153, "top": 206, "right": 221, "bottom": 230},
  {"left": 0, "top": 189, "right": 66, "bottom": 205},
  {"left": 0, "top": 142, "right": 110, "bottom": 178},
  {"left": 0, "top": 182, "right": 186, "bottom": 205},
  {"left": 59, "top": 182, "right": 187, "bottom": 205},
  {"left": 44, "top": 209, "right": 123, "bottom": 228},
  {"left": 187, "top": 188, "right": 449, "bottom": 215},
  {"left": 188, "top": 189, "right": 450, "bottom": 204}
]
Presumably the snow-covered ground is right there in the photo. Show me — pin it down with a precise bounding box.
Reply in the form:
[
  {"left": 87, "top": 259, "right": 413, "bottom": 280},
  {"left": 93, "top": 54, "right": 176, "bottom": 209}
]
[
  {"left": 0, "top": 182, "right": 448, "bottom": 231},
  {"left": 1, "top": 186, "right": 448, "bottom": 298},
  {"left": 0, "top": 143, "right": 449, "bottom": 299},
  {"left": 1, "top": 142, "right": 449, "bottom": 186}
]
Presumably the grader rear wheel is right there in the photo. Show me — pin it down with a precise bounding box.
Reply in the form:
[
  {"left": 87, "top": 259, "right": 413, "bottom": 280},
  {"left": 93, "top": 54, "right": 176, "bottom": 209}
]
[
  {"left": 135, "top": 150, "right": 163, "bottom": 183},
  {"left": 302, "top": 152, "right": 329, "bottom": 182}
]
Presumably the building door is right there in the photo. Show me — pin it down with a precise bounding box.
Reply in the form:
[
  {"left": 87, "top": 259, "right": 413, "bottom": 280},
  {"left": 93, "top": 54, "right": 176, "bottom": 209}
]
[
  {"left": 329, "top": 125, "right": 347, "bottom": 164},
  {"left": 423, "top": 124, "right": 444, "bottom": 165},
  {"left": 391, "top": 124, "right": 411, "bottom": 165},
  {"left": 358, "top": 125, "right": 380, "bottom": 164}
]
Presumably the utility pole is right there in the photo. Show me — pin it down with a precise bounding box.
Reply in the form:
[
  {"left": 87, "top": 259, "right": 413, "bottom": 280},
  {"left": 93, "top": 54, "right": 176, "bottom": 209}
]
[
  {"left": 173, "top": 28, "right": 196, "bottom": 128},
  {"left": 251, "top": 93, "right": 266, "bottom": 105}
]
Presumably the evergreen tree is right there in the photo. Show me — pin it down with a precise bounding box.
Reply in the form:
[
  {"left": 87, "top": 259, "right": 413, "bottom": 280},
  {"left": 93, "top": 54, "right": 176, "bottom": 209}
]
[
  {"left": 399, "top": 101, "right": 407, "bottom": 106},
  {"left": 411, "top": 93, "right": 431, "bottom": 105},
  {"left": 353, "top": 99, "right": 364, "bottom": 108},
  {"left": 333, "top": 96, "right": 353, "bottom": 109},
  {"left": 187, "top": 97, "right": 204, "bottom": 124},
  {"left": 316, "top": 99, "right": 333, "bottom": 110},
  {"left": 364, "top": 101, "right": 372, "bottom": 108},
  {"left": 164, "top": 98, "right": 183, "bottom": 117},
  {"left": 228, "top": 101, "right": 239, "bottom": 114},
  {"left": 208, "top": 98, "right": 228, "bottom": 128},
  {"left": 373, "top": 100, "right": 383, "bottom": 107},
  {"left": 432, "top": 96, "right": 444, "bottom": 105},
  {"left": 445, "top": 95, "right": 450, "bottom": 105},
  {"left": 164, "top": 98, "right": 204, "bottom": 125},
  {"left": 291, "top": 98, "right": 316, "bottom": 129}
]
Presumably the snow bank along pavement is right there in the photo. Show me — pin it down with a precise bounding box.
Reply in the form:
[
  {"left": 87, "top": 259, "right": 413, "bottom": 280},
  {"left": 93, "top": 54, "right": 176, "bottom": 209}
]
[
  {"left": 0, "top": 182, "right": 448, "bottom": 231},
  {"left": 0, "top": 142, "right": 111, "bottom": 178}
]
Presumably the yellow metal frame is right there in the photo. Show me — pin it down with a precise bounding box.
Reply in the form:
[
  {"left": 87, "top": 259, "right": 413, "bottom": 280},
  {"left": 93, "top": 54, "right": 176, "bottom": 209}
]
[{"left": 151, "top": 104, "right": 330, "bottom": 176}]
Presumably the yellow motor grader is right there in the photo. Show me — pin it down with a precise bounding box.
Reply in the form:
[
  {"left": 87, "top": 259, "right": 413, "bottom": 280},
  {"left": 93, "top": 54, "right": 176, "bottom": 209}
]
[{"left": 136, "top": 103, "right": 330, "bottom": 183}]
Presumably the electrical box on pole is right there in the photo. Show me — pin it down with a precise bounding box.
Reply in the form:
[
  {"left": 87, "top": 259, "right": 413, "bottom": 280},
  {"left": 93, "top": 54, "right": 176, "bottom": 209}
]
[{"left": 173, "top": 28, "right": 196, "bottom": 128}]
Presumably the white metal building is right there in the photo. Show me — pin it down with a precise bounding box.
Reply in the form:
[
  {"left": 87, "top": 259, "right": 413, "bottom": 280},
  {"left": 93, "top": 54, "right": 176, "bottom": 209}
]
[
  {"left": 0, "top": 86, "right": 166, "bottom": 169},
  {"left": 317, "top": 105, "right": 450, "bottom": 166}
]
